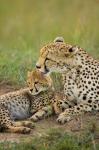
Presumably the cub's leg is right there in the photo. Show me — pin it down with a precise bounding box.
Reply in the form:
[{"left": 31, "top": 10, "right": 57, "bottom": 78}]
[
  {"left": 0, "top": 105, "right": 31, "bottom": 134},
  {"left": 30, "top": 105, "right": 53, "bottom": 122},
  {"left": 57, "top": 100, "right": 99, "bottom": 124},
  {"left": 53, "top": 95, "right": 77, "bottom": 115},
  {"left": 14, "top": 120, "right": 35, "bottom": 129},
  {"left": 53, "top": 102, "right": 61, "bottom": 115},
  {"left": 5, "top": 126, "right": 31, "bottom": 134}
]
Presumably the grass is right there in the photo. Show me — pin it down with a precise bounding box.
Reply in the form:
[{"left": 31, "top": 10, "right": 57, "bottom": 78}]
[
  {"left": 0, "top": 128, "right": 99, "bottom": 150},
  {"left": 0, "top": 0, "right": 99, "bottom": 85}
]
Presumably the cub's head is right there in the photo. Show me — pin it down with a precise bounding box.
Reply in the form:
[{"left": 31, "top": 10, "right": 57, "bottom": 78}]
[
  {"left": 27, "top": 69, "right": 53, "bottom": 95},
  {"left": 36, "top": 37, "right": 79, "bottom": 74}
]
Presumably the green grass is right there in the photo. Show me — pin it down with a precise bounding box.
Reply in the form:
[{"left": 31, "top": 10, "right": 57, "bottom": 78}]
[
  {"left": 0, "top": 0, "right": 99, "bottom": 85},
  {"left": 0, "top": 129, "right": 99, "bottom": 150}
]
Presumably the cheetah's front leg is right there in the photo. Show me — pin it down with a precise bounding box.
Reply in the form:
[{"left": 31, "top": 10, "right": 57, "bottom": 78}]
[
  {"left": 30, "top": 105, "right": 53, "bottom": 122},
  {"left": 57, "top": 100, "right": 99, "bottom": 124}
]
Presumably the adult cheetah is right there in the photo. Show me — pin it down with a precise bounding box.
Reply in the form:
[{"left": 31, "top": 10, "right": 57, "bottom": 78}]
[{"left": 36, "top": 37, "right": 99, "bottom": 124}]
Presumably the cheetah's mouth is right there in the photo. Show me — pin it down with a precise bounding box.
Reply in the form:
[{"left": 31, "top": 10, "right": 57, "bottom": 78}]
[{"left": 44, "top": 65, "right": 50, "bottom": 74}]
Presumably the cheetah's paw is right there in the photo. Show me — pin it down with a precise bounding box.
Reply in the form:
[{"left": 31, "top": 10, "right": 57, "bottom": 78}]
[{"left": 57, "top": 112, "right": 72, "bottom": 124}]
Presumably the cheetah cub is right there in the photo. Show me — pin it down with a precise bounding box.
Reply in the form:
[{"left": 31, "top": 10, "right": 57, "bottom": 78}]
[
  {"left": 0, "top": 70, "right": 64, "bottom": 134},
  {"left": 27, "top": 70, "right": 65, "bottom": 122}
]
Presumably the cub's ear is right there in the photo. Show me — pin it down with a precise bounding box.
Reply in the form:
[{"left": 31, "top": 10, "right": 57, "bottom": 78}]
[
  {"left": 27, "top": 71, "right": 30, "bottom": 75},
  {"left": 27, "top": 71, "right": 31, "bottom": 77},
  {"left": 54, "top": 37, "right": 64, "bottom": 43},
  {"left": 68, "top": 46, "right": 78, "bottom": 54}
]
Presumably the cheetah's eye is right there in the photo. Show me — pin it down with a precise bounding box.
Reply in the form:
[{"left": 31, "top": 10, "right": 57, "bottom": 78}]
[
  {"left": 69, "top": 47, "right": 73, "bottom": 52},
  {"left": 46, "top": 57, "right": 50, "bottom": 61}
]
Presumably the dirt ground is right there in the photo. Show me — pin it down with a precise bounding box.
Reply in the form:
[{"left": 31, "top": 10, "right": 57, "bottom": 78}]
[{"left": 0, "top": 82, "right": 99, "bottom": 143}]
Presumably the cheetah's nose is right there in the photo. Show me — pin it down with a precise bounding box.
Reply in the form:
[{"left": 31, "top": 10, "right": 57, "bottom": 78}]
[
  {"left": 36, "top": 65, "right": 41, "bottom": 69},
  {"left": 30, "top": 89, "right": 33, "bottom": 92}
]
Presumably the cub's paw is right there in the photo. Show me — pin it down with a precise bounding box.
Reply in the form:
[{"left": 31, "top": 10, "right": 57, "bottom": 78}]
[
  {"left": 22, "top": 121, "right": 35, "bottom": 129},
  {"left": 57, "top": 110, "right": 72, "bottom": 124},
  {"left": 30, "top": 115, "right": 39, "bottom": 122},
  {"left": 42, "top": 106, "right": 53, "bottom": 116},
  {"left": 21, "top": 127, "right": 31, "bottom": 134},
  {"left": 30, "top": 111, "right": 45, "bottom": 122}
]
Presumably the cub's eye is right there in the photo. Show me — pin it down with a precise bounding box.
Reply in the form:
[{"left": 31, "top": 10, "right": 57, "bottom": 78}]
[
  {"left": 28, "top": 82, "right": 30, "bottom": 84},
  {"left": 35, "top": 81, "right": 38, "bottom": 84}
]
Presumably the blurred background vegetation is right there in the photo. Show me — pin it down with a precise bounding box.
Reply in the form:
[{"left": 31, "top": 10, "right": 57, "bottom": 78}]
[{"left": 0, "top": 0, "right": 99, "bottom": 85}]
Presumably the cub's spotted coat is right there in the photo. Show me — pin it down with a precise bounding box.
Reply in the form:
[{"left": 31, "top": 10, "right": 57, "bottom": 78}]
[{"left": 0, "top": 70, "right": 65, "bottom": 133}]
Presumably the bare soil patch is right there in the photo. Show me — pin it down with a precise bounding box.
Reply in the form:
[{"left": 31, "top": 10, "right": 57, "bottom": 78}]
[{"left": 0, "top": 83, "right": 99, "bottom": 143}]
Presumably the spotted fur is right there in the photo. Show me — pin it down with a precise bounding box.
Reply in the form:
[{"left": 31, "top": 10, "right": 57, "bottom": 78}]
[
  {"left": 36, "top": 37, "right": 99, "bottom": 124},
  {"left": 0, "top": 70, "right": 65, "bottom": 133}
]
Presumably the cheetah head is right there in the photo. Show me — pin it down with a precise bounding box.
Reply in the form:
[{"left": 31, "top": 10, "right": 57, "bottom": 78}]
[
  {"left": 27, "top": 69, "right": 54, "bottom": 95},
  {"left": 36, "top": 37, "right": 79, "bottom": 74}
]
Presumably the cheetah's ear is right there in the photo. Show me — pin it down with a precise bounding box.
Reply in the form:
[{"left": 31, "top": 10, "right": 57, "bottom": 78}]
[
  {"left": 68, "top": 46, "right": 79, "bottom": 54},
  {"left": 54, "top": 37, "right": 64, "bottom": 43}
]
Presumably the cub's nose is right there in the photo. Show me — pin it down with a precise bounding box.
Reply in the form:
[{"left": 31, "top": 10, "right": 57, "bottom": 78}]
[
  {"left": 30, "top": 89, "right": 33, "bottom": 92},
  {"left": 36, "top": 65, "right": 41, "bottom": 69}
]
